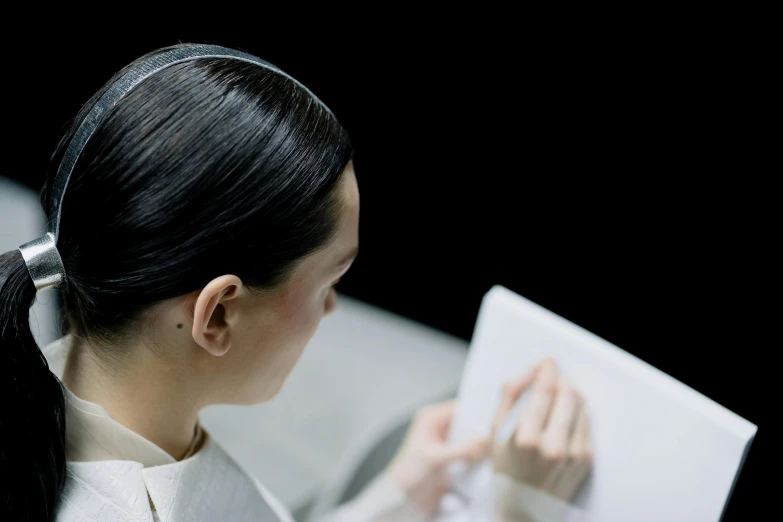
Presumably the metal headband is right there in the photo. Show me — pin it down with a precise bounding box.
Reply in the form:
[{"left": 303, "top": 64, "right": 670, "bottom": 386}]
[{"left": 20, "top": 43, "right": 331, "bottom": 294}]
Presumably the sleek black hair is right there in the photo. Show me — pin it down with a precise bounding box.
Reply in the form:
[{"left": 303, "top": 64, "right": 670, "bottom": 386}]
[{"left": 0, "top": 44, "right": 352, "bottom": 521}]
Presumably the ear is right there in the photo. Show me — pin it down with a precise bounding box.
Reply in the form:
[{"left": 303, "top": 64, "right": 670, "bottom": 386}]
[{"left": 192, "top": 275, "right": 244, "bottom": 357}]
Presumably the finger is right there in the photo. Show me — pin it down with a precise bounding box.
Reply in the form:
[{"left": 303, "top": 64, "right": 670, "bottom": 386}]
[
  {"left": 420, "top": 399, "right": 456, "bottom": 420},
  {"left": 491, "top": 365, "right": 540, "bottom": 435},
  {"left": 569, "top": 405, "right": 592, "bottom": 460},
  {"left": 557, "top": 406, "right": 592, "bottom": 500},
  {"left": 581, "top": 408, "right": 593, "bottom": 459},
  {"left": 414, "top": 400, "right": 456, "bottom": 432},
  {"left": 413, "top": 474, "right": 452, "bottom": 516},
  {"left": 540, "top": 457, "right": 568, "bottom": 497},
  {"left": 556, "top": 455, "right": 591, "bottom": 502},
  {"left": 538, "top": 378, "right": 579, "bottom": 493},
  {"left": 541, "top": 378, "right": 580, "bottom": 453},
  {"left": 435, "top": 436, "right": 491, "bottom": 466},
  {"left": 515, "top": 358, "right": 559, "bottom": 446}
]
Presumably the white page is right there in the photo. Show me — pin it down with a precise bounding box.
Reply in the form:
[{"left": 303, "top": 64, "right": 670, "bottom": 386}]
[{"left": 443, "top": 286, "right": 756, "bottom": 522}]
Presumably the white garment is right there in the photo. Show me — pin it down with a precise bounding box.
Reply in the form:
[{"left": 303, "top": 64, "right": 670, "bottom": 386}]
[
  {"left": 45, "top": 337, "right": 291, "bottom": 522},
  {"left": 321, "top": 467, "right": 583, "bottom": 522},
  {"left": 435, "top": 465, "right": 586, "bottom": 522},
  {"left": 45, "top": 336, "right": 582, "bottom": 522}
]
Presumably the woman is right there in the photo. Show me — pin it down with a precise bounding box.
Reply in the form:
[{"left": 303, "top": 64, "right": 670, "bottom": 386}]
[{"left": 0, "top": 44, "right": 591, "bottom": 521}]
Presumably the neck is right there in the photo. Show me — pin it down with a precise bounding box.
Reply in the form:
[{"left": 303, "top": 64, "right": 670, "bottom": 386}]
[{"left": 62, "top": 336, "right": 205, "bottom": 461}]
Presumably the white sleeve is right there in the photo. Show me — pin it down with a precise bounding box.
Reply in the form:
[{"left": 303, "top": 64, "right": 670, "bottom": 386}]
[
  {"left": 315, "top": 473, "right": 428, "bottom": 522},
  {"left": 436, "top": 466, "right": 586, "bottom": 522},
  {"left": 314, "top": 471, "right": 585, "bottom": 522},
  {"left": 488, "top": 474, "right": 586, "bottom": 522}
]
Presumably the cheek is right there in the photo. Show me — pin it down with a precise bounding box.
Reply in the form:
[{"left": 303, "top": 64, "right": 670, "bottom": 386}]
[
  {"left": 268, "top": 285, "right": 329, "bottom": 356},
  {"left": 232, "top": 294, "right": 325, "bottom": 403},
  {"left": 263, "top": 289, "right": 327, "bottom": 393},
  {"left": 279, "top": 285, "right": 329, "bottom": 337}
]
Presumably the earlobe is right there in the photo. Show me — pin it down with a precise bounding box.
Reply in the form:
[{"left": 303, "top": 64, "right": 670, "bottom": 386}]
[{"left": 191, "top": 275, "right": 244, "bottom": 357}]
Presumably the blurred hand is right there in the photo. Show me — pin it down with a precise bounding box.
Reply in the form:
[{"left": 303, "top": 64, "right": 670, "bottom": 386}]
[
  {"left": 386, "top": 400, "right": 489, "bottom": 515},
  {"left": 491, "top": 358, "right": 593, "bottom": 502}
]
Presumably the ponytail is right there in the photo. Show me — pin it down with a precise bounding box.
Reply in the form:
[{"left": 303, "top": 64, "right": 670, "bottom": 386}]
[{"left": 0, "top": 249, "right": 67, "bottom": 521}]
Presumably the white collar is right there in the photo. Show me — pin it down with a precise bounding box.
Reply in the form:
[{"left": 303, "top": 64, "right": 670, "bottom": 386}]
[
  {"left": 44, "top": 335, "right": 284, "bottom": 522},
  {"left": 43, "top": 335, "right": 203, "bottom": 467},
  {"left": 58, "top": 431, "right": 283, "bottom": 522}
]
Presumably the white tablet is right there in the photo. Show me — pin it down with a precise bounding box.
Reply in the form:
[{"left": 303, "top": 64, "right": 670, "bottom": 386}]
[{"left": 446, "top": 285, "right": 756, "bottom": 522}]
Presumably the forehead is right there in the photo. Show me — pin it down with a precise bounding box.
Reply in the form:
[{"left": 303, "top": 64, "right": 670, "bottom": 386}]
[
  {"left": 289, "top": 164, "right": 359, "bottom": 277},
  {"left": 337, "top": 162, "right": 359, "bottom": 213},
  {"left": 329, "top": 163, "right": 359, "bottom": 255}
]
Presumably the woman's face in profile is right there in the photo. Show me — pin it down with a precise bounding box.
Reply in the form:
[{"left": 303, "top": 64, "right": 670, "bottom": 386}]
[{"left": 224, "top": 163, "right": 360, "bottom": 403}]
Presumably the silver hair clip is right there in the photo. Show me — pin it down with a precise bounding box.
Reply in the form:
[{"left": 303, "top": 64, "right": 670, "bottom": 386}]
[
  {"left": 19, "top": 44, "right": 332, "bottom": 294},
  {"left": 18, "top": 233, "right": 67, "bottom": 292}
]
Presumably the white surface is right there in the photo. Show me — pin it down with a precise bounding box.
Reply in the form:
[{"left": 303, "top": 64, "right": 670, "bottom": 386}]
[
  {"left": 0, "top": 177, "right": 59, "bottom": 347},
  {"left": 447, "top": 285, "right": 756, "bottom": 522},
  {"left": 200, "top": 295, "right": 468, "bottom": 514}
]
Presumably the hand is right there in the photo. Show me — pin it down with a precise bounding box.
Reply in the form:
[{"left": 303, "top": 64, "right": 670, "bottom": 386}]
[
  {"left": 386, "top": 400, "right": 489, "bottom": 515},
  {"left": 490, "top": 358, "right": 593, "bottom": 502}
]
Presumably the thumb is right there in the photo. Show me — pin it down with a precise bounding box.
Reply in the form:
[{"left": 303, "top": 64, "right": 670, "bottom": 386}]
[{"left": 434, "top": 436, "right": 490, "bottom": 466}]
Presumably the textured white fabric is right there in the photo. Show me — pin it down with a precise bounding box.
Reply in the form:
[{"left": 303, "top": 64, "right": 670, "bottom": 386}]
[
  {"left": 56, "top": 460, "right": 153, "bottom": 522},
  {"left": 55, "top": 439, "right": 284, "bottom": 522},
  {"left": 44, "top": 337, "right": 289, "bottom": 522},
  {"left": 143, "top": 438, "right": 282, "bottom": 522}
]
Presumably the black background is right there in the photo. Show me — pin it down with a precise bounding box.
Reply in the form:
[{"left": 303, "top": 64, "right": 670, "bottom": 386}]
[{"left": 0, "top": 24, "right": 770, "bottom": 520}]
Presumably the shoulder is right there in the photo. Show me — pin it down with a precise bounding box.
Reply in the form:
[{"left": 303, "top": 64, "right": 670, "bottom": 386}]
[
  {"left": 54, "top": 437, "right": 295, "bottom": 522},
  {"left": 181, "top": 434, "right": 296, "bottom": 522},
  {"left": 55, "top": 460, "right": 153, "bottom": 522}
]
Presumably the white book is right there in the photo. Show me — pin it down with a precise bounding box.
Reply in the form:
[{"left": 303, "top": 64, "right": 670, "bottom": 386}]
[{"left": 445, "top": 285, "right": 756, "bottom": 522}]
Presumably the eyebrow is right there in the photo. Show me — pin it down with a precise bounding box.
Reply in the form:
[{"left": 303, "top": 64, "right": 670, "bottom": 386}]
[{"left": 337, "top": 246, "right": 359, "bottom": 269}]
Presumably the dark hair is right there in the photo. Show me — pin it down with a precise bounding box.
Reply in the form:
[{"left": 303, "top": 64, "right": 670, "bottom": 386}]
[{"left": 0, "top": 44, "right": 352, "bottom": 521}]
